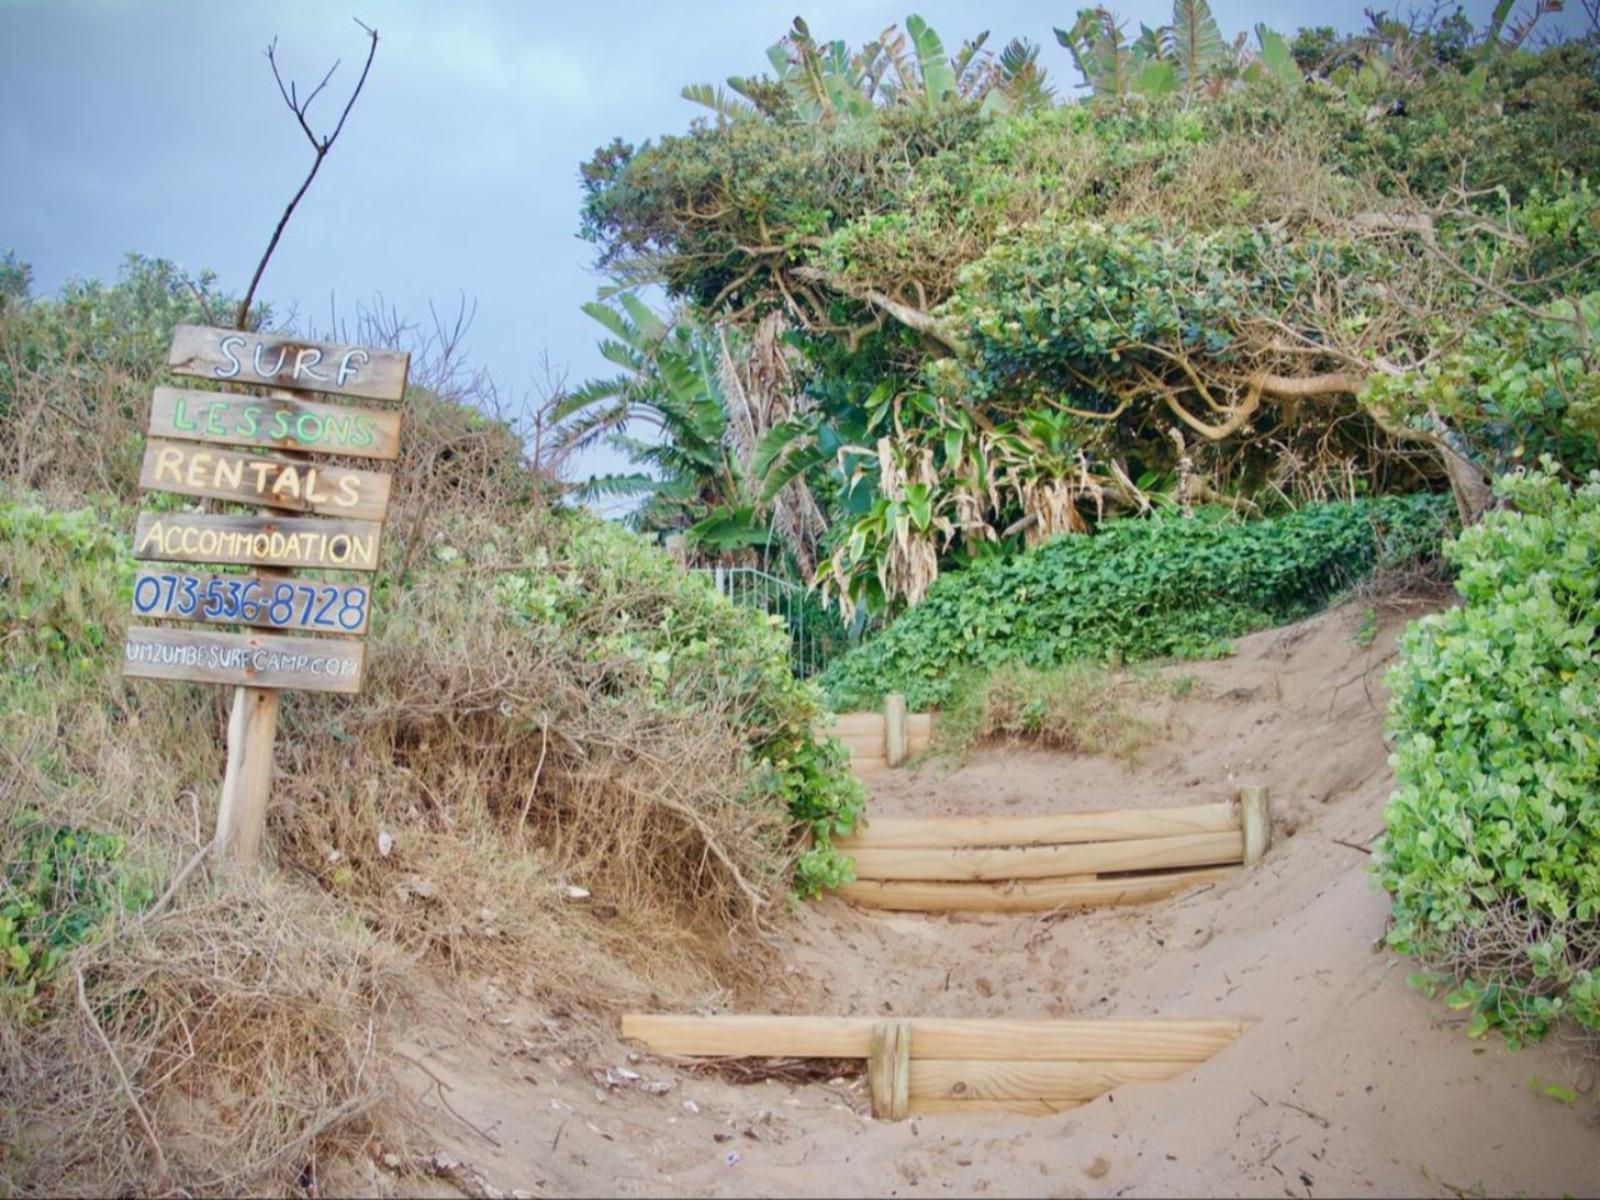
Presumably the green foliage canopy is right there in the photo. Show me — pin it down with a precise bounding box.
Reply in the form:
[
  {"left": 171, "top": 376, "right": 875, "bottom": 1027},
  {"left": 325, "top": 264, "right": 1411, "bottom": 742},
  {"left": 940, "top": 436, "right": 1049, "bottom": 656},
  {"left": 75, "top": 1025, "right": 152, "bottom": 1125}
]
[{"left": 575, "top": 7, "right": 1600, "bottom": 614}]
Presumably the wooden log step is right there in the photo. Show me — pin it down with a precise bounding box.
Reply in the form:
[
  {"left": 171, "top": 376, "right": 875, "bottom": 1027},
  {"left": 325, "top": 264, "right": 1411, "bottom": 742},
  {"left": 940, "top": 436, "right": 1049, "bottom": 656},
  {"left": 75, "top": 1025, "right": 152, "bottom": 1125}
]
[
  {"left": 837, "top": 867, "right": 1239, "bottom": 913},
  {"left": 908, "top": 1057, "right": 1192, "bottom": 1102},
  {"left": 836, "top": 803, "right": 1238, "bottom": 850},
  {"left": 826, "top": 713, "right": 885, "bottom": 737},
  {"left": 619, "top": 1015, "right": 1246, "bottom": 1063},
  {"left": 906, "top": 712, "right": 933, "bottom": 755},
  {"left": 848, "top": 830, "right": 1244, "bottom": 882},
  {"left": 837, "top": 733, "right": 887, "bottom": 754},
  {"left": 908, "top": 1097, "right": 1082, "bottom": 1116}
]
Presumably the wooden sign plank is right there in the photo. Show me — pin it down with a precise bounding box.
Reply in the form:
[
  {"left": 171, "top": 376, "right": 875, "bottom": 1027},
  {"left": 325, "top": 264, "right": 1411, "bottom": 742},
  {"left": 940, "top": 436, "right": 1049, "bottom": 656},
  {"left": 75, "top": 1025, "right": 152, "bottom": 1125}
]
[
  {"left": 149, "top": 387, "right": 402, "bottom": 461},
  {"left": 139, "top": 438, "right": 391, "bottom": 522},
  {"left": 131, "top": 568, "right": 372, "bottom": 636},
  {"left": 133, "top": 511, "right": 383, "bottom": 572},
  {"left": 167, "top": 325, "right": 408, "bottom": 402},
  {"left": 122, "top": 625, "right": 365, "bottom": 694}
]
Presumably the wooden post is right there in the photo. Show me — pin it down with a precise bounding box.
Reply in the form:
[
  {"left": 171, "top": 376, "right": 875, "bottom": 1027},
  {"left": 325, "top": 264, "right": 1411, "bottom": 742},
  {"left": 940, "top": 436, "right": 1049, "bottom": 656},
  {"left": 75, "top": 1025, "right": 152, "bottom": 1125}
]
[
  {"left": 215, "top": 686, "right": 281, "bottom": 866},
  {"left": 1238, "top": 785, "right": 1271, "bottom": 866},
  {"left": 868, "top": 1020, "right": 911, "bottom": 1121},
  {"left": 213, "top": 386, "right": 307, "bottom": 868},
  {"left": 885, "top": 692, "right": 908, "bottom": 768}
]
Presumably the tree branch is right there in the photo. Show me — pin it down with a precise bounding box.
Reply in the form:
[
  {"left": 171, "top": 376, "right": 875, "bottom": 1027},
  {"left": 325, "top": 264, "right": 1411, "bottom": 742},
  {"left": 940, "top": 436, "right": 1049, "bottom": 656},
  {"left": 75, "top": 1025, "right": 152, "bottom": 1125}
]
[
  {"left": 235, "top": 18, "right": 380, "bottom": 330},
  {"left": 792, "top": 266, "right": 966, "bottom": 354}
]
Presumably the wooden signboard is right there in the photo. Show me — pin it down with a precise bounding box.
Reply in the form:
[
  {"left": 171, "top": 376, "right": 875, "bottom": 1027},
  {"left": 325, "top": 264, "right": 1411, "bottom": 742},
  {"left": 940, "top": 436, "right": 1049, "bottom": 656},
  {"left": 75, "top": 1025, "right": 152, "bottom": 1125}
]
[
  {"left": 124, "top": 625, "right": 365, "bottom": 694},
  {"left": 132, "top": 569, "right": 372, "bottom": 636},
  {"left": 124, "top": 323, "right": 408, "bottom": 868},
  {"left": 168, "top": 325, "right": 409, "bottom": 402},
  {"left": 133, "top": 511, "right": 384, "bottom": 571},
  {"left": 148, "top": 387, "right": 403, "bottom": 460},
  {"left": 139, "top": 438, "right": 392, "bottom": 521}
]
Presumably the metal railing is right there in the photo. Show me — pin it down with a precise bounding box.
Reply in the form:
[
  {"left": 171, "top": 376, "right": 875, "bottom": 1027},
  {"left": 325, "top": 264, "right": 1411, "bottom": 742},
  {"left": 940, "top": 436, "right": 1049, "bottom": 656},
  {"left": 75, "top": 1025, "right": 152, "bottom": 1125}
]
[{"left": 695, "top": 565, "right": 832, "bottom": 678}]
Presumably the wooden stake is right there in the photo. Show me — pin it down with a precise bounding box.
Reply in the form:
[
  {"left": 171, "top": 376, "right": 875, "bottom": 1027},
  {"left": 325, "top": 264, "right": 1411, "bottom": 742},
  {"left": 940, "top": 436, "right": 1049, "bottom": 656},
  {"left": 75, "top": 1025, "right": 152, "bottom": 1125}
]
[
  {"left": 213, "top": 384, "right": 313, "bottom": 868},
  {"left": 884, "top": 693, "right": 908, "bottom": 768},
  {"left": 1239, "top": 785, "right": 1272, "bottom": 866},
  {"left": 868, "top": 1021, "right": 911, "bottom": 1120},
  {"left": 215, "top": 685, "right": 280, "bottom": 867},
  {"left": 868, "top": 1022, "right": 891, "bottom": 1117}
]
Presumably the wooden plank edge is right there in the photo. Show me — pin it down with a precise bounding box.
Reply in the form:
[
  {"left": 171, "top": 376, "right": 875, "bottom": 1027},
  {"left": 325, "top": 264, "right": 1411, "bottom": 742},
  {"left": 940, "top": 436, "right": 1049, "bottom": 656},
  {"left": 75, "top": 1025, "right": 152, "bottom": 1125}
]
[
  {"left": 836, "top": 867, "right": 1241, "bottom": 913},
  {"left": 618, "top": 1014, "right": 1248, "bottom": 1062},
  {"left": 907, "top": 1097, "right": 1083, "bottom": 1116},
  {"left": 837, "top": 803, "right": 1240, "bottom": 850},
  {"left": 847, "top": 830, "right": 1245, "bottom": 882},
  {"left": 907, "top": 1057, "right": 1193, "bottom": 1102}
]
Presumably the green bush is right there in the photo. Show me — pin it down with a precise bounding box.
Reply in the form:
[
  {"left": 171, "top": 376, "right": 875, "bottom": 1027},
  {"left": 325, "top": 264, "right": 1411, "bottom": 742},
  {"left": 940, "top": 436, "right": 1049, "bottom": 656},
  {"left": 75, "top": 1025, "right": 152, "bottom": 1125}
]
[
  {"left": 490, "top": 513, "right": 864, "bottom": 894},
  {"left": 0, "top": 502, "right": 132, "bottom": 670},
  {"left": 819, "top": 494, "right": 1452, "bottom": 710},
  {"left": 1, "top": 817, "right": 151, "bottom": 1007},
  {"left": 1378, "top": 465, "right": 1600, "bottom": 1045}
]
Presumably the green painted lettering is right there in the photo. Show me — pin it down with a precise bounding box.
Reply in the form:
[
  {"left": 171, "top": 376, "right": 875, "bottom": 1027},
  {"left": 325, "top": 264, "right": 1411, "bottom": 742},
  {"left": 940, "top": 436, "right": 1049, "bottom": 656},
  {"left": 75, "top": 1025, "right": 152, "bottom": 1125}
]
[
  {"left": 239, "top": 405, "right": 261, "bottom": 437},
  {"left": 172, "top": 395, "right": 198, "bottom": 432},
  {"left": 321, "top": 414, "right": 353, "bottom": 446},
  {"left": 205, "top": 402, "right": 227, "bottom": 436}
]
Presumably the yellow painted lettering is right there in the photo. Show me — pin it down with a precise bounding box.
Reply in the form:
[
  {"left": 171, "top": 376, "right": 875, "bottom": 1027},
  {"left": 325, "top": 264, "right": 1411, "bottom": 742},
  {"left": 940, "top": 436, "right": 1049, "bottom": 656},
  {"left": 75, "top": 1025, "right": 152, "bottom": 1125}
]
[
  {"left": 152, "top": 447, "right": 184, "bottom": 484},
  {"left": 349, "top": 533, "right": 377, "bottom": 568},
  {"left": 304, "top": 467, "right": 330, "bottom": 505},
  {"left": 271, "top": 466, "right": 303, "bottom": 501},
  {"left": 184, "top": 452, "right": 212, "bottom": 488}
]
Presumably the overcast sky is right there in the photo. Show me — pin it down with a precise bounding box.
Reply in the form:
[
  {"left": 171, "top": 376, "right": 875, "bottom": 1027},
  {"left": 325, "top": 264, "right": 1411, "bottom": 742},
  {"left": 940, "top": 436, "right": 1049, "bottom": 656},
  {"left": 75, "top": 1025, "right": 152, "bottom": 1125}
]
[{"left": 0, "top": 0, "right": 1579, "bottom": 490}]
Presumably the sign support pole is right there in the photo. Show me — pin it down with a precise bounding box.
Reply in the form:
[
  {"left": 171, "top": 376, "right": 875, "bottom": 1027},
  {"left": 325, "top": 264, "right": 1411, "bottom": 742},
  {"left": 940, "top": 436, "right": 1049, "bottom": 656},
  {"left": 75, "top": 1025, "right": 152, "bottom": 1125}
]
[
  {"left": 216, "top": 685, "right": 281, "bottom": 867},
  {"left": 215, "top": 384, "right": 307, "bottom": 868}
]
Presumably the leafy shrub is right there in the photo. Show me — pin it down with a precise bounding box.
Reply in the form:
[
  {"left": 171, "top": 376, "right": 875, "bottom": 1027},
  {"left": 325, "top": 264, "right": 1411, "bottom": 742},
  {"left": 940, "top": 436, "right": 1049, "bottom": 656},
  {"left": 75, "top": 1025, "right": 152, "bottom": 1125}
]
[
  {"left": 1378, "top": 465, "right": 1600, "bottom": 1046},
  {"left": 820, "top": 494, "right": 1452, "bottom": 709},
  {"left": 487, "top": 512, "right": 864, "bottom": 895},
  {"left": 1, "top": 502, "right": 132, "bottom": 667},
  {"left": 1, "top": 817, "right": 151, "bottom": 1007}
]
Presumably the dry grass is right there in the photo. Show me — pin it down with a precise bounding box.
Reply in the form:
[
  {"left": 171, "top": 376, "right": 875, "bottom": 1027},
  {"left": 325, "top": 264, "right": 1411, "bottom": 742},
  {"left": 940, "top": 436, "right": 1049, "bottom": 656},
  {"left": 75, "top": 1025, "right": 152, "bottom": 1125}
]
[
  {"left": 1, "top": 874, "right": 404, "bottom": 1194},
  {"left": 928, "top": 661, "right": 1189, "bottom": 765}
]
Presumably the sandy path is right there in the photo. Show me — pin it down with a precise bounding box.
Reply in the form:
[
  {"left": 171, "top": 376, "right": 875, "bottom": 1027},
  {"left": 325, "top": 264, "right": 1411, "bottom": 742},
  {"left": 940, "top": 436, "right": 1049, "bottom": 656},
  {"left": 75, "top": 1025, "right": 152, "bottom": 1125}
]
[{"left": 373, "top": 605, "right": 1599, "bottom": 1199}]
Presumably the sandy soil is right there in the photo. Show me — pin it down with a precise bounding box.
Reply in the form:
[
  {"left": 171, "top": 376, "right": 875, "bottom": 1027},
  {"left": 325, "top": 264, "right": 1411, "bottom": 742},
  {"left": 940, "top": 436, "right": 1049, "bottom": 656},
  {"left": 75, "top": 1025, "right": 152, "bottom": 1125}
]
[{"left": 362, "top": 604, "right": 1599, "bottom": 1199}]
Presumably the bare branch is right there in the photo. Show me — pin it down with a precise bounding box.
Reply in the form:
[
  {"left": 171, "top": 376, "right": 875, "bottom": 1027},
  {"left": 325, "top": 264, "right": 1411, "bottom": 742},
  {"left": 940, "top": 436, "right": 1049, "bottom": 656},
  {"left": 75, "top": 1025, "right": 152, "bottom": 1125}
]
[{"left": 236, "top": 19, "right": 381, "bottom": 329}]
